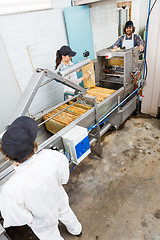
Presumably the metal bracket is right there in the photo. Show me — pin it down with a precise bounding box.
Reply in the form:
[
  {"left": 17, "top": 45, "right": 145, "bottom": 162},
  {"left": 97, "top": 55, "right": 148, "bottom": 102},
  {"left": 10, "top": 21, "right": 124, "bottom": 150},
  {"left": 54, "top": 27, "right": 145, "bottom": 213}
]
[
  {"left": 45, "top": 69, "right": 87, "bottom": 93},
  {"left": 10, "top": 60, "right": 90, "bottom": 122},
  {"left": 94, "top": 98, "right": 102, "bottom": 157},
  {"left": 0, "top": 224, "right": 5, "bottom": 236},
  {"left": 85, "top": 95, "right": 102, "bottom": 157}
]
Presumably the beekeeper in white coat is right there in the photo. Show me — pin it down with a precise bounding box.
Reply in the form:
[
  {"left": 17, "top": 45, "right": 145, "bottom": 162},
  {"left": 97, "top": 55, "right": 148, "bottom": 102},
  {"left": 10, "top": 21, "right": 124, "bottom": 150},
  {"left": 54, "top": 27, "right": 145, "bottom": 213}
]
[{"left": 0, "top": 116, "right": 82, "bottom": 240}]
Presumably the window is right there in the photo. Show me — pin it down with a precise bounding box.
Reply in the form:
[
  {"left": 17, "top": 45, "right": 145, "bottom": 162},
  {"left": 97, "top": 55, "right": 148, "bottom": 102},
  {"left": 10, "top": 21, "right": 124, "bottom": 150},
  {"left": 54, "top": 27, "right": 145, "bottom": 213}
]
[{"left": 0, "top": 0, "right": 52, "bottom": 15}]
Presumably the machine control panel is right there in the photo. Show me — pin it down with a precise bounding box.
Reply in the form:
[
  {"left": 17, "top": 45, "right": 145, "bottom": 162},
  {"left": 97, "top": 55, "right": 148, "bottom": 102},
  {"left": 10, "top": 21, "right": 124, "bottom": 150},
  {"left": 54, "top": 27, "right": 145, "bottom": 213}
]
[{"left": 62, "top": 125, "right": 91, "bottom": 164}]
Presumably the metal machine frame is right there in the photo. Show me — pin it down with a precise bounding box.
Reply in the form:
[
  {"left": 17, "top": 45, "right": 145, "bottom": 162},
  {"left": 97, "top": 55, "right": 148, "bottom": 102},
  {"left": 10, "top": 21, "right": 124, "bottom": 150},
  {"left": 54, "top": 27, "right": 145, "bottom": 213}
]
[
  {"left": 0, "top": 48, "right": 143, "bottom": 239},
  {"left": 0, "top": 48, "right": 143, "bottom": 183}
]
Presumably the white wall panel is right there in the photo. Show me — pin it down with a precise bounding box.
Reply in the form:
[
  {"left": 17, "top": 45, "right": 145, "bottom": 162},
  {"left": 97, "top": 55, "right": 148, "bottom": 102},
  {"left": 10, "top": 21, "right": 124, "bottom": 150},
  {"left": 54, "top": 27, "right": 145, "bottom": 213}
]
[
  {"left": 6, "top": 48, "right": 33, "bottom": 92},
  {"left": 132, "top": 0, "right": 148, "bottom": 37},
  {"left": 139, "top": 0, "right": 148, "bottom": 36},
  {"left": 0, "top": 36, "right": 21, "bottom": 132},
  {"left": 141, "top": 0, "right": 160, "bottom": 117},
  {"left": 90, "top": 0, "right": 118, "bottom": 55},
  {"left": 0, "top": 6, "right": 69, "bottom": 124},
  {"left": 131, "top": 0, "right": 140, "bottom": 34},
  {"left": 26, "top": 39, "right": 65, "bottom": 115}
]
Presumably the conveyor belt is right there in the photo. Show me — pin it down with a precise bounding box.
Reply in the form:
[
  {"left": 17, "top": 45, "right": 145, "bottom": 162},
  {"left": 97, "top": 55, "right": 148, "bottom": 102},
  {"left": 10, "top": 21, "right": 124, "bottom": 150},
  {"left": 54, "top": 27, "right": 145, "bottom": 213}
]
[
  {"left": 87, "top": 87, "right": 116, "bottom": 103},
  {"left": 43, "top": 87, "right": 116, "bottom": 134},
  {"left": 43, "top": 102, "right": 91, "bottom": 134}
]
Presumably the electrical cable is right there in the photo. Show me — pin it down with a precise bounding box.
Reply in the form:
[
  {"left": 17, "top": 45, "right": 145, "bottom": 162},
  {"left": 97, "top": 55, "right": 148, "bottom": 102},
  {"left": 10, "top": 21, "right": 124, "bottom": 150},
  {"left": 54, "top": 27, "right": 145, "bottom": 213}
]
[
  {"left": 87, "top": 87, "right": 141, "bottom": 132},
  {"left": 143, "top": 0, "right": 158, "bottom": 80},
  {"left": 137, "top": 68, "right": 140, "bottom": 80},
  {"left": 64, "top": 92, "right": 77, "bottom": 101},
  {"left": 146, "top": 0, "right": 158, "bottom": 27},
  {"left": 70, "top": 164, "right": 76, "bottom": 173},
  {"left": 70, "top": 86, "right": 141, "bottom": 173},
  {"left": 131, "top": 72, "right": 137, "bottom": 86},
  {"left": 144, "top": 59, "right": 148, "bottom": 81}
]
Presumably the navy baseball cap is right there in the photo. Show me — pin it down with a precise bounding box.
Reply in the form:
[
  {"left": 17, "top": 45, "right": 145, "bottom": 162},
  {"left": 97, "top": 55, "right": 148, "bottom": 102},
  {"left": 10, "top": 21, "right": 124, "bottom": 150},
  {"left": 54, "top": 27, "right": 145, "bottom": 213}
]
[
  {"left": 125, "top": 21, "right": 134, "bottom": 29},
  {"left": 1, "top": 116, "right": 38, "bottom": 162},
  {"left": 59, "top": 46, "right": 76, "bottom": 57}
]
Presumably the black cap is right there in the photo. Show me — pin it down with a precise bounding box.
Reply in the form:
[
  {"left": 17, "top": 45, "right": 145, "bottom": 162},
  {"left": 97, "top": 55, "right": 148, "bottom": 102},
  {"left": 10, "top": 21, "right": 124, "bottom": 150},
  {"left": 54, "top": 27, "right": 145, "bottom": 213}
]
[
  {"left": 59, "top": 46, "right": 76, "bottom": 57},
  {"left": 1, "top": 116, "right": 38, "bottom": 162},
  {"left": 125, "top": 20, "right": 134, "bottom": 29}
]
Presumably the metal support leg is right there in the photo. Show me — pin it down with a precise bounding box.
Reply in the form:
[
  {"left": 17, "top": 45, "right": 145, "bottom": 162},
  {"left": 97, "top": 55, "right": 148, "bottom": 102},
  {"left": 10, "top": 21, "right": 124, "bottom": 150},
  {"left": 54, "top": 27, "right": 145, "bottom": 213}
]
[
  {"left": 118, "top": 96, "right": 121, "bottom": 112},
  {"left": 94, "top": 99, "right": 102, "bottom": 157}
]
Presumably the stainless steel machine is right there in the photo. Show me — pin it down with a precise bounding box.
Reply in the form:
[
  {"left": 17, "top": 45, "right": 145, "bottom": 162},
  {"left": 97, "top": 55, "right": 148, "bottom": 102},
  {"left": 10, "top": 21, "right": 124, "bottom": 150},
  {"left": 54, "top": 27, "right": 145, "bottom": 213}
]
[
  {"left": 0, "top": 47, "right": 143, "bottom": 239},
  {"left": 95, "top": 47, "right": 139, "bottom": 89}
]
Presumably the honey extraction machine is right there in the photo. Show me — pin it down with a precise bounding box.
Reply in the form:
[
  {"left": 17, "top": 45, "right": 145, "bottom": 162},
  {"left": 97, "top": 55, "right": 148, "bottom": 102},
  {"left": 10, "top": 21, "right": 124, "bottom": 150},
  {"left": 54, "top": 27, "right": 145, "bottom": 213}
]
[{"left": 0, "top": 47, "right": 144, "bottom": 239}]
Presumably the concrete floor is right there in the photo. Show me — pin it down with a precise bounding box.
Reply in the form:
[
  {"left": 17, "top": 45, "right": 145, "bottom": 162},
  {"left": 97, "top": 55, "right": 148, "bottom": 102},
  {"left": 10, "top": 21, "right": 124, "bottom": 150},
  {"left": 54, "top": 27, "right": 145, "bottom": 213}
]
[{"left": 7, "top": 114, "right": 160, "bottom": 240}]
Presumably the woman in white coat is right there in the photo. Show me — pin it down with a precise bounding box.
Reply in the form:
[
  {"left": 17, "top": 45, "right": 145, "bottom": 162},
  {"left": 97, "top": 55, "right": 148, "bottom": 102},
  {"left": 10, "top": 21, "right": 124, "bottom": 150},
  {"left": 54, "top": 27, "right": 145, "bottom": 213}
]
[
  {"left": 0, "top": 116, "right": 82, "bottom": 240},
  {"left": 55, "top": 45, "right": 90, "bottom": 97}
]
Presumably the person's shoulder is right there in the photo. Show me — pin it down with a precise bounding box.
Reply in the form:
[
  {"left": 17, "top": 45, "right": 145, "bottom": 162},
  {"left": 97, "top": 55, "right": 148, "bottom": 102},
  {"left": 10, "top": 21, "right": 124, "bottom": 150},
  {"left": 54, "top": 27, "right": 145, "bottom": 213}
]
[
  {"left": 36, "top": 149, "right": 65, "bottom": 162},
  {"left": 134, "top": 34, "right": 141, "bottom": 38},
  {"left": 1, "top": 174, "right": 19, "bottom": 194},
  {"left": 36, "top": 150, "right": 68, "bottom": 170},
  {"left": 37, "top": 149, "right": 57, "bottom": 156},
  {"left": 57, "top": 62, "right": 64, "bottom": 71},
  {"left": 118, "top": 35, "right": 124, "bottom": 40}
]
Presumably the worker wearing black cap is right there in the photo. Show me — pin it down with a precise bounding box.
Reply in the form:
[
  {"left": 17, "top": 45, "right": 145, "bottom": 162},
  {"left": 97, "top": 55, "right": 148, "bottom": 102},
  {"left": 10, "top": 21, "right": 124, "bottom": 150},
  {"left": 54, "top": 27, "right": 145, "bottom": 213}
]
[
  {"left": 55, "top": 45, "right": 90, "bottom": 97},
  {"left": 0, "top": 116, "right": 82, "bottom": 240},
  {"left": 112, "top": 20, "right": 144, "bottom": 51}
]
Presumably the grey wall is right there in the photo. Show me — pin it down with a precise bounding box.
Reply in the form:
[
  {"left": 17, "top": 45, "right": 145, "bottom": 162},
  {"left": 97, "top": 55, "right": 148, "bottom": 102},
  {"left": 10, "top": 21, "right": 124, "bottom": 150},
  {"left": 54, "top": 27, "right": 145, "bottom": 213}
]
[{"left": 0, "top": 36, "right": 21, "bottom": 132}]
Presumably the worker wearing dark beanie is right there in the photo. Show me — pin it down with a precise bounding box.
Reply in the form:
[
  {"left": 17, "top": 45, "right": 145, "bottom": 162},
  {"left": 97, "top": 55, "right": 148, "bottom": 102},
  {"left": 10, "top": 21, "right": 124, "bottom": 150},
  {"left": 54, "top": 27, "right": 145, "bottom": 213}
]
[
  {"left": 112, "top": 20, "right": 144, "bottom": 52},
  {"left": 0, "top": 116, "right": 82, "bottom": 240}
]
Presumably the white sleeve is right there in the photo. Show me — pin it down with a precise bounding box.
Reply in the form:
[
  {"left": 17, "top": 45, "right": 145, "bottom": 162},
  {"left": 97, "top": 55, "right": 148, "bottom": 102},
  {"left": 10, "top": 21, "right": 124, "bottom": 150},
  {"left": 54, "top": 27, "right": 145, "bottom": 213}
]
[{"left": 0, "top": 188, "right": 33, "bottom": 228}]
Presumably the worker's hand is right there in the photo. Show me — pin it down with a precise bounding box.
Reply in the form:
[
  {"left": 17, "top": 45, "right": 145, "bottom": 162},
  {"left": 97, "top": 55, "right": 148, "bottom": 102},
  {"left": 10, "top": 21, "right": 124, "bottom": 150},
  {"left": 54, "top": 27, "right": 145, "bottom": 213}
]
[
  {"left": 77, "top": 68, "right": 82, "bottom": 73},
  {"left": 138, "top": 45, "right": 144, "bottom": 52},
  {"left": 113, "top": 46, "right": 118, "bottom": 50},
  {"left": 81, "top": 73, "right": 90, "bottom": 81}
]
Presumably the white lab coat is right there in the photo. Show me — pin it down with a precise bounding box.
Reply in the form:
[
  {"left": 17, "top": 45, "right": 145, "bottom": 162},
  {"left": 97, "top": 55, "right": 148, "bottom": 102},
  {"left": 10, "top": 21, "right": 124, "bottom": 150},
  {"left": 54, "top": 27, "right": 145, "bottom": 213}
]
[
  {"left": 0, "top": 149, "right": 81, "bottom": 240},
  {"left": 57, "top": 61, "right": 82, "bottom": 94}
]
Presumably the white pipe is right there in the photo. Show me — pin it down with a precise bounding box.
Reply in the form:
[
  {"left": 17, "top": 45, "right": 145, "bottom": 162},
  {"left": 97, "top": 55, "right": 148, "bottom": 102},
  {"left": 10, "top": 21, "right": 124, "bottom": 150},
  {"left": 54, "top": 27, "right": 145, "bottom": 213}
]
[
  {"left": 90, "top": 123, "right": 112, "bottom": 146},
  {"left": 59, "top": 58, "right": 91, "bottom": 77}
]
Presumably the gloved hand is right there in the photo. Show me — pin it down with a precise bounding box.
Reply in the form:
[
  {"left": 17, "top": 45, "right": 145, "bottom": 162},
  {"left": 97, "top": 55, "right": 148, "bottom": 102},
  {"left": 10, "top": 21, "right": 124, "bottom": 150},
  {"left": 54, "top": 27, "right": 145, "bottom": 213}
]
[
  {"left": 138, "top": 45, "right": 144, "bottom": 52},
  {"left": 81, "top": 73, "right": 90, "bottom": 81}
]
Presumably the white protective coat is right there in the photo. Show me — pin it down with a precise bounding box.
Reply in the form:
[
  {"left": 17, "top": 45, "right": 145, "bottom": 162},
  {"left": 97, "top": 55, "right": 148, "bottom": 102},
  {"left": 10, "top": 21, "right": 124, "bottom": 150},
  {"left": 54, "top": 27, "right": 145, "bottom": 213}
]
[{"left": 0, "top": 149, "right": 82, "bottom": 240}]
